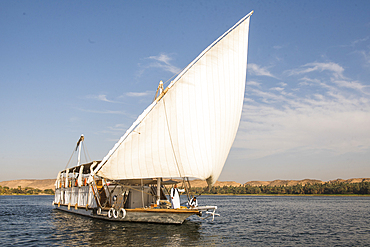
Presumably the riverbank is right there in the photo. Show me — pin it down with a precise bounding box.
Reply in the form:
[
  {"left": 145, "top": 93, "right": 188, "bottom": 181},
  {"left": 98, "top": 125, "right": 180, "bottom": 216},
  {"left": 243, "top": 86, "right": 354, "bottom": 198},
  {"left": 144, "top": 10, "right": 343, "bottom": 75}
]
[{"left": 195, "top": 193, "right": 370, "bottom": 197}]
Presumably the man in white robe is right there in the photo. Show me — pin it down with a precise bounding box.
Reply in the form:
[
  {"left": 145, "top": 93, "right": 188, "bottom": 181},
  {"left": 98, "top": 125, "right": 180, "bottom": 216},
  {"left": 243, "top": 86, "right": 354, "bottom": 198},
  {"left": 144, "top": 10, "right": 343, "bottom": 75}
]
[{"left": 170, "top": 184, "right": 185, "bottom": 209}]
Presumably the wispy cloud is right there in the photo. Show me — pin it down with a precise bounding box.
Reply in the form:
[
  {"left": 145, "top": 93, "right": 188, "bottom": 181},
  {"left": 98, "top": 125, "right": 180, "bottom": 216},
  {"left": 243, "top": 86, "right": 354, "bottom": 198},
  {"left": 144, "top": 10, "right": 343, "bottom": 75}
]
[
  {"left": 144, "top": 53, "right": 181, "bottom": 74},
  {"left": 125, "top": 91, "right": 153, "bottom": 97},
  {"left": 246, "top": 80, "right": 261, "bottom": 87},
  {"left": 270, "top": 87, "right": 284, "bottom": 92},
  {"left": 99, "top": 124, "right": 128, "bottom": 136},
  {"left": 338, "top": 36, "right": 369, "bottom": 48},
  {"left": 76, "top": 108, "right": 127, "bottom": 115},
  {"left": 236, "top": 60, "right": 370, "bottom": 161},
  {"left": 85, "top": 94, "right": 122, "bottom": 103},
  {"left": 357, "top": 49, "right": 370, "bottom": 65},
  {"left": 351, "top": 36, "right": 369, "bottom": 46},
  {"left": 331, "top": 78, "right": 368, "bottom": 91},
  {"left": 248, "top": 63, "right": 276, "bottom": 78},
  {"left": 288, "top": 62, "right": 369, "bottom": 94},
  {"left": 286, "top": 62, "right": 344, "bottom": 79}
]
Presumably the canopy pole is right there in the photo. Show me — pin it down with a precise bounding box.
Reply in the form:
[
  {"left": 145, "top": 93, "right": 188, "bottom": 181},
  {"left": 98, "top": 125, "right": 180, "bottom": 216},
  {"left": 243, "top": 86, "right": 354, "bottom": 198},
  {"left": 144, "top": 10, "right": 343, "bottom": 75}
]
[
  {"left": 141, "top": 179, "right": 144, "bottom": 208},
  {"left": 156, "top": 178, "right": 161, "bottom": 205}
]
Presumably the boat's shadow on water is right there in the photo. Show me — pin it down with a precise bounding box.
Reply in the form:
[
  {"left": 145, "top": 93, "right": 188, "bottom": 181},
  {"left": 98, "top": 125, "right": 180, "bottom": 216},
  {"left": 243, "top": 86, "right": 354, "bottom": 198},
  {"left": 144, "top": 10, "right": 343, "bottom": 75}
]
[{"left": 50, "top": 209, "right": 203, "bottom": 246}]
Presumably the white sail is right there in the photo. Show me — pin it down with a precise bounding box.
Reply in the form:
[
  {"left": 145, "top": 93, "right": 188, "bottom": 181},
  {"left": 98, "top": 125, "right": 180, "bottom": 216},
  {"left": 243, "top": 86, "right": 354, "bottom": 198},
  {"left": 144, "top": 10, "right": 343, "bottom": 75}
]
[{"left": 96, "top": 12, "right": 252, "bottom": 186}]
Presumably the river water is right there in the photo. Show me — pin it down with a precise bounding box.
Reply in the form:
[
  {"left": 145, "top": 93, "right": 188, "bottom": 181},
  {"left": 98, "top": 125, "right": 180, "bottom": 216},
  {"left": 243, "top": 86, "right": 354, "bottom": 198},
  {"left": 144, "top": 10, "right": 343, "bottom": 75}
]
[{"left": 0, "top": 195, "right": 369, "bottom": 246}]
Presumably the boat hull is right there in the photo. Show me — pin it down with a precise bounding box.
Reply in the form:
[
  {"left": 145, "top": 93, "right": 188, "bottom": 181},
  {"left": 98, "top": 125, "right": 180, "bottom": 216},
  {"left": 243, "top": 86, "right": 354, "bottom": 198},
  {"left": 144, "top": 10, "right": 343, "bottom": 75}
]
[{"left": 53, "top": 203, "right": 200, "bottom": 224}]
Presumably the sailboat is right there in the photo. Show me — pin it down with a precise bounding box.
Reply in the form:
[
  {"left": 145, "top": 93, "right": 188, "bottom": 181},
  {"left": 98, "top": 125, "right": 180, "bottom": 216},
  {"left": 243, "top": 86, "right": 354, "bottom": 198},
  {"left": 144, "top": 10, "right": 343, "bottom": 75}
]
[{"left": 53, "top": 11, "right": 253, "bottom": 224}]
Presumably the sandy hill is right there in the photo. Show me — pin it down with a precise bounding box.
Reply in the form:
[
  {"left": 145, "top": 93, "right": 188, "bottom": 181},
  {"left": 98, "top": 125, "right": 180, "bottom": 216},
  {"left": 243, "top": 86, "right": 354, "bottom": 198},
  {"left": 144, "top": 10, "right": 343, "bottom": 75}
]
[
  {"left": 0, "top": 178, "right": 240, "bottom": 190},
  {"left": 189, "top": 179, "right": 241, "bottom": 188},
  {"left": 1, "top": 178, "right": 369, "bottom": 190},
  {"left": 0, "top": 179, "right": 55, "bottom": 190},
  {"left": 245, "top": 179, "right": 317, "bottom": 187},
  {"left": 327, "top": 178, "right": 370, "bottom": 183},
  {"left": 244, "top": 178, "right": 370, "bottom": 187}
]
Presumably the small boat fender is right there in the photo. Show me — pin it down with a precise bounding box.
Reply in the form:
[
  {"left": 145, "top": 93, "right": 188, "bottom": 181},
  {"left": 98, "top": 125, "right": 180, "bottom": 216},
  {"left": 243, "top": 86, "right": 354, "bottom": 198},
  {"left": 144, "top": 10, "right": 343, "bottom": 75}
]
[
  {"left": 108, "top": 208, "right": 115, "bottom": 218},
  {"left": 113, "top": 208, "right": 119, "bottom": 219},
  {"left": 119, "top": 208, "right": 126, "bottom": 219}
]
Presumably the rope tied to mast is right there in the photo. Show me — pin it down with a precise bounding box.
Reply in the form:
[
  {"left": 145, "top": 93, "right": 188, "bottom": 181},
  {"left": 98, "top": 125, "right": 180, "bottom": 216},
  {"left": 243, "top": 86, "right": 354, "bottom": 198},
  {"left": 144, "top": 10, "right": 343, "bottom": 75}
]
[{"left": 162, "top": 98, "right": 191, "bottom": 201}]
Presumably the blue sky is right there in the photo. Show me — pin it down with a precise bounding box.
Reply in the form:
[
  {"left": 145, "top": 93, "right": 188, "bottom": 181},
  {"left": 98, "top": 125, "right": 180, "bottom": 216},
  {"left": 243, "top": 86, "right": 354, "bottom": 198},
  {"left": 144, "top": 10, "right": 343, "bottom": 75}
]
[{"left": 1, "top": 1, "right": 369, "bottom": 183}]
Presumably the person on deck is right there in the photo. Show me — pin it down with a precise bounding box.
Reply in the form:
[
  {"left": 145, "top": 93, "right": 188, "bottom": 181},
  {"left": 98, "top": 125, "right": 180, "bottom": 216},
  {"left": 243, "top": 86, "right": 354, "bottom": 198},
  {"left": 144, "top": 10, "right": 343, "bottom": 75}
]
[
  {"left": 188, "top": 196, "right": 198, "bottom": 208},
  {"left": 170, "top": 184, "right": 185, "bottom": 209}
]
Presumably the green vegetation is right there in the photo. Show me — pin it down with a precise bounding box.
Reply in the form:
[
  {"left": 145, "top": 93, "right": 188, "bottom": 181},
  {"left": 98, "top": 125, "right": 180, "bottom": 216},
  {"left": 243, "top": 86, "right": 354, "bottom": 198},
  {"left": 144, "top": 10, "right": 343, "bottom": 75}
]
[
  {"left": 0, "top": 186, "right": 54, "bottom": 195},
  {"left": 190, "top": 182, "right": 370, "bottom": 195}
]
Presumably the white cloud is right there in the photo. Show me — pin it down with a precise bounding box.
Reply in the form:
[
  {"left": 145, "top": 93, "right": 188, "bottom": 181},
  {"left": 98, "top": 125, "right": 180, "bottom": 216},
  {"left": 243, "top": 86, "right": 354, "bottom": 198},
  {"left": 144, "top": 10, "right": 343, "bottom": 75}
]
[
  {"left": 236, "top": 61, "right": 370, "bottom": 161},
  {"left": 358, "top": 49, "right": 370, "bottom": 65},
  {"left": 109, "top": 123, "right": 126, "bottom": 131},
  {"left": 237, "top": 98, "right": 370, "bottom": 160},
  {"left": 278, "top": 82, "right": 287, "bottom": 87},
  {"left": 96, "top": 95, "right": 110, "bottom": 102},
  {"left": 76, "top": 108, "right": 127, "bottom": 115},
  {"left": 350, "top": 36, "right": 369, "bottom": 47},
  {"left": 86, "top": 94, "right": 117, "bottom": 103},
  {"left": 148, "top": 53, "right": 172, "bottom": 64},
  {"left": 126, "top": 91, "right": 153, "bottom": 97},
  {"left": 287, "top": 62, "right": 344, "bottom": 79},
  {"left": 145, "top": 53, "right": 181, "bottom": 74},
  {"left": 246, "top": 80, "right": 261, "bottom": 87},
  {"left": 331, "top": 78, "right": 368, "bottom": 91},
  {"left": 270, "top": 87, "right": 284, "bottom": 92},
  {"left": 248, "top": 63, "right": 276, "bottom": 78},
  {"left": 289, "top": 63, "right": 369, "bottom": 94}
]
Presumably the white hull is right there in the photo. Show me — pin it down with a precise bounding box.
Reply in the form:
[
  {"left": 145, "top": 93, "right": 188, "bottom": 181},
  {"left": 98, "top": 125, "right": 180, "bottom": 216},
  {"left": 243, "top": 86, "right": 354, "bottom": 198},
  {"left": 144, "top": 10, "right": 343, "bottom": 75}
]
[{"left": 53, "top": 203, "right": 200, "bottom": 224}]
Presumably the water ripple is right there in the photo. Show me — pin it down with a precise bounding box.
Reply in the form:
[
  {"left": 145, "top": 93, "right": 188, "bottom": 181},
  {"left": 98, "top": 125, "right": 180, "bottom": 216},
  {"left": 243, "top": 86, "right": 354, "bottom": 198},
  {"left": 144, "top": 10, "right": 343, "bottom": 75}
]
[{"left": 1, "top": 195, "right": 370, "bottom": 246}]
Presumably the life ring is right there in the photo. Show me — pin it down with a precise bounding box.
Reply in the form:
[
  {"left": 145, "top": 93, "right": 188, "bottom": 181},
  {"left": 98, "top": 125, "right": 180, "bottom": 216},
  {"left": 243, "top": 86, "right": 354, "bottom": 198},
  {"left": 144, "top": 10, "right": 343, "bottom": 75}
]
[
  {"left": 113, "top": 208, "right": 119, "bottom": 219},
  {"left": 119, "top": 208, "right": 126, "bottom": 219},
  {"left": 108, "top": 208, "right": 114, "bottom": 218},
  {"left": 84, "top": 178, "right": 87, "bottom": 186}
]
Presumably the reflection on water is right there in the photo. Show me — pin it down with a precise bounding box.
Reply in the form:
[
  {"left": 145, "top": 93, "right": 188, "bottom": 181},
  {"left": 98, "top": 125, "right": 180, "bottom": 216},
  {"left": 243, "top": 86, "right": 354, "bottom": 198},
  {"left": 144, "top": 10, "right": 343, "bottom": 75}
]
[
  {"left": 1, "top": 195, "right": 370, "bottom": 246},
  {"left": 50, "top": 210, "right": 203, "bottom": 246}
]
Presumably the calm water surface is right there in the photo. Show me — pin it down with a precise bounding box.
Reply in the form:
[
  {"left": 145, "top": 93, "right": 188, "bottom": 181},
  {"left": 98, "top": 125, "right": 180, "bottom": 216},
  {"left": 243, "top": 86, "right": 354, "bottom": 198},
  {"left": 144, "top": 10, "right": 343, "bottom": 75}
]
[{"left": 1, "top": 195, "right": 369, "bottom": 246}]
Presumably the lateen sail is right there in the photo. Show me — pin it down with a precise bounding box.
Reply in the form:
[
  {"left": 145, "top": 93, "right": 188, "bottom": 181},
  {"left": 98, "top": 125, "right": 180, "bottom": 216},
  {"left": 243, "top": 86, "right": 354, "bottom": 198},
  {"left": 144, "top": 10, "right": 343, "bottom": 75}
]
[{"left": 95, "top": 11, "right": 252, "bottom": 186}]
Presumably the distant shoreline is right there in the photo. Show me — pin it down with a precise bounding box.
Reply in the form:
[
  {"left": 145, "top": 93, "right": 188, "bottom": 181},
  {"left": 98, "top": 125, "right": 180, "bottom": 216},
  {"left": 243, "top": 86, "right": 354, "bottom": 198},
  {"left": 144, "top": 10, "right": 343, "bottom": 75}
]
[
  {"left": 2, "top": 193, "right": 370, "bottom": 197},
  {"left": 0, "top": 194, "right": 52, "bottom": 196},
  {"left": 197, "top": 193, "right": 370, "bottom": 197},
  {"left": 2, "top": 178, "right": 370, "bottom": 196}
]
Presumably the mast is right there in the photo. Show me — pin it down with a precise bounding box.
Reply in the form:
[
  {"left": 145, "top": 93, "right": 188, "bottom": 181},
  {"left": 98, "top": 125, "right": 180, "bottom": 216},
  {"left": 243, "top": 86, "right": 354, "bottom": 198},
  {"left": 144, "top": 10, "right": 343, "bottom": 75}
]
[
  {"left": 75, "top": 134, "right": 84, "bottom": 167},
  {"left": 154, "top": 81, "right": 164, "bottom": 101}
]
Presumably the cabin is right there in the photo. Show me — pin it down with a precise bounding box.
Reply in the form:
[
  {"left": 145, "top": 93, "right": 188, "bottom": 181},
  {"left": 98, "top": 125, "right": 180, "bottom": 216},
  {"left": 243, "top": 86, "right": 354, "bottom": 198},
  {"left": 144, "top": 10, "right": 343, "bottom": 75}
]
[{"left": 54, "top": 161, "right": 174, "bottom": 210}]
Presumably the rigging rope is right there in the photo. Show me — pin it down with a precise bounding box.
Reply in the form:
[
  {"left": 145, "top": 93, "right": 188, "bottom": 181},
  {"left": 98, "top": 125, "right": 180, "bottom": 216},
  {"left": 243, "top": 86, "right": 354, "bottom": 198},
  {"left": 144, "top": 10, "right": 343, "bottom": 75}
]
[
  {"left": 162, "top": 98, "right": 191, "bottom": 201},
  {"left": 162, "top": 98, "right": 182, "bottom": 178},
  {"left": 82, "top": 142, "right": 90, "bottom": 162},
  {"left": 64, "top": 138, "right": 92, "bottom": 171},
  {"left": 83, "top": 141, "right": 91, "bottom": 161},
  {"left": 64, "top": 149, "right": 75, "bottom": 170}
]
